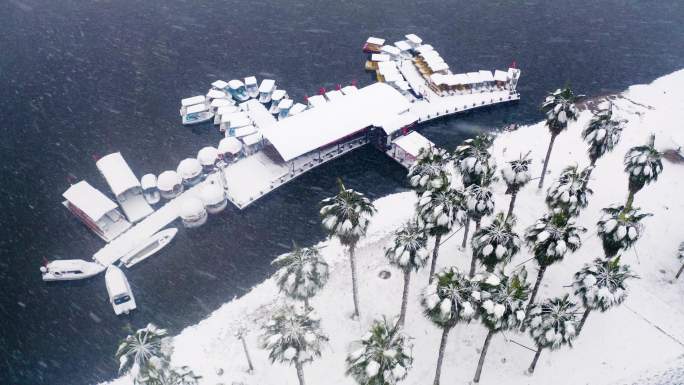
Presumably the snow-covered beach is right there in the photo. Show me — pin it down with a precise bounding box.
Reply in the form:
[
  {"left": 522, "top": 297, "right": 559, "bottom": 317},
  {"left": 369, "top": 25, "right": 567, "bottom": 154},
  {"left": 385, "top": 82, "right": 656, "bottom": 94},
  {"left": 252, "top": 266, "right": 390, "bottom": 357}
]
[{"left": 105, "top": 69, "right": 684, "bottom": 385}]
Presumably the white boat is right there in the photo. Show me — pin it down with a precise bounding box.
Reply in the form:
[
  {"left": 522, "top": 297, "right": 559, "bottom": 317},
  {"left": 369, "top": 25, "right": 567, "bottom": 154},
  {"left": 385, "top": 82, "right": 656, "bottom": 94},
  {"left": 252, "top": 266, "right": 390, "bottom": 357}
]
[
  {"left": 105, "top": 265, "right": 136, "bottom": 315},
  {"left": 40, "top": 259, "right": 106, "bottom": 281},
  {"left": 245, "top": 76, "right": 259, "bottom": 98},
  {"left": 258, "top": 79, "right": 276, "bottom": 103},
  {"left": 182, "top": 103, "right": 214, "bottom": 125},
  {"left": 119, "top": 228, "right": 178, "bottom": 268},
  {"left": 228, "top": 79, "right": 249, "bottom": 102}
]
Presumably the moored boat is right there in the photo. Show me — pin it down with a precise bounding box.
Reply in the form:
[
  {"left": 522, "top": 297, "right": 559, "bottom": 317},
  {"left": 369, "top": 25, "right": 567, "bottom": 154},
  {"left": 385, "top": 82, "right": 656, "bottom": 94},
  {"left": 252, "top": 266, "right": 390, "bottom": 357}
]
[
  {"left": 228, "top": 79, "right": 249, "bottom": 102},
  {"left": 182, "top": 103, "right": 214, "bottom": 125},
  {"left": 105, "top": 265, "right": 136, "bottom": 315},
  {"left": 40, "top": 259, "right": 106, "bottom": 281},
  {"left": 119, "top": 228, "right": 178, "bottom": 268},
  {"left": 245, "top": 76, "right": 258, "bottom": 98}
]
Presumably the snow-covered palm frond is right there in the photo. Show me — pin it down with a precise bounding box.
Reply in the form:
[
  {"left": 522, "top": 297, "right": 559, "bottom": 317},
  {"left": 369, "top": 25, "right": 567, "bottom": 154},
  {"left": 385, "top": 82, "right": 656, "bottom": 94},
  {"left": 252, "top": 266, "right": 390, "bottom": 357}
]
[
  {"left": 385, "top": 219, "right": 429, "bottom": 272},
  {"left": 260, "top": 305, "right": 328, "bottom": 365},
  {"left": 346, "top": 317, "right": 413, "bottom": 385},
  {"left": 272, "top": 244, "right": 329, "bottom": 301},
  {"left": 144, "top": 364, "right": 201, "bottom": 385},
  {"left": 624, "top": 135, "right": 663, "bottom": 194},
  {"left": 477, "top": 269, "right": 530, "bottom": 331},
  {"left": 501, "top": 152, "right": 532, "bottom": 194},
  {"left": 415, "top": 188, "right": 464, "bottom": 237},
  {"left": 679, "top": 242, "right": 684, "bottom": 260},
  {"left": 582, "top": 105, "right": 624, "bottom": 163},
  {"left": 407, "top": 147, "right": 452, "bottom": 195},
  {"left": 116, "top": 324, "right": 168, "bottom": 379},
  {"left": 320, "top": 179, "right": 377, "bottom": 246},
  {"left": 545, "top": 165, "right": 592, "bottom": 217},
  {"left": 541, "top": 87, "right": 580, "bottom": 135},
  {"left": 453, "top": 134, "right": 494, "bottom": 187},
  {"left": 421, "top": 267, "right": 479, "bottom": 327},
  {"left": 463, "top": 182, "right": 495, "bottom": 222},
  {"left": 525, "top": 212, "right": 587, "bottom": 267},
  {"left": 596, "top": 204, "right": 652, "bottom": 257},
  {"left": 471, "top": 213, "right": 521, "bottom": 271},
  {"left": 526, "top": 295, "right": 579, "bottom": 350},
  {"left": 573, "top": 257, "right": 638, "bottom": 312}
]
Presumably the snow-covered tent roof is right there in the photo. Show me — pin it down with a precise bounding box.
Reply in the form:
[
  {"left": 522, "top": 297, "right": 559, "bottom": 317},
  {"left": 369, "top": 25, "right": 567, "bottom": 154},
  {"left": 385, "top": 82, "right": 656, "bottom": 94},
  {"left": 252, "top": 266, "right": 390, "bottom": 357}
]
[
  {"left": 261, "top": 82, "right": 410, "bottom": 162},
  {"left": 197, "top": 146, "right": 219, "bottom": 166},
  {"left": 366, "top": 37, "right": 385, "bottom": 45},
  {"left": 340, "top": 85, "right": 359, "bottom": 95},
  {"left": 186, "top": 103, "right": 209, "bottom": 114},
  {"left": 177, "top": 158, "right": 202, "bottom": 179},
  {"left": 218, "top": 137, "right": 243, "bottom": 155},
  {"left": 325, "top": 90, "right": 344, "bottom": 101},
  {"left": 493, "top": 70, "right": 508, "bottom": 82},
  {"left": 371, "top": 53, "right": 390, "bottom": 62},
  {"left": 394, "top": 40, "right": 412, "bottom": 52},
  {"left": 96, "top": 152, "right": 141, "bottom": 196},
  {"left": 242, "top": 132, "right": 263, "bottom": 146},
  {"left": 157, "top": 170, "right": 182, "bottom": 191},
  {"left": 393, "top": 131, "right": 434, "bottom": 158},
  {"left": 259, "top": 79, "right": 275, "bottom": 93},
  {"left": 381, "top": 45, "right": 401, "bottom": 56},
  {"left": 244, "top": 76, "right": 257, "bottom": 87},
  {"left": 405, "top": 34, "right": 422, "bottom": 45},
  {"left": 180, "top": 197, "right": 205, "bottom": 219},
  {"left": 181, "top": 95, "right": 205, "bottom": 107},
  {"left": 479, "top": 70, "right": 495, "bottom": 82},
  {"left": 289, "top": 103, "right": 308, "bottom": 115},
  {"left": 307, "top": 94, "right": 327, "bottom": 108},
  {"left": 228, "top": 79, "right": 244, "bottom": 90},
  {"left": 212, "top": 80, "right": 228, "bottom": 89},
  {"left": 200, "top": 184, "right": 225, "bottom": 206},
  {"left": 63, "top": 181, "right": 119, "bottom": 221},
  {"left": 378, "top": 111, "right": 419, "bottom": 135},
  {"left": 207, "top": 89, "right": 227, "bottom": 99},
  {"left": 140, "top": 174, "right": 157, "bottom": 190}
]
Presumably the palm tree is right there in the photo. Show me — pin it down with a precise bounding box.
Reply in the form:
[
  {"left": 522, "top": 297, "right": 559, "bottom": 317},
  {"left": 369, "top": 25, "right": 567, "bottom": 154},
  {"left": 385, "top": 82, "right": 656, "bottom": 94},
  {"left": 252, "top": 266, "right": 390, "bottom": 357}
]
[
  {"left": 526, "top": 295, "right": 579, "bottom": 374},
  {"left": 473, "top": 269, "right": 530, "bottom": 383},
  {"left": 538, "top": 87, "right": 580, "bottom": 189},
  {"left": 596, "top": 204, "right": 652, "bottom": 258},
  {"left": 320, "top": 179, "right": 376, "bottom": 319},
  {"left": 272, "top": 243, "right": 329, "bottom": 310},
  {"left": 116, "top": 323, "right": 168, "bottom": 383},
  {"left": 501, "top": 152, "right": 532, "bottom": 220},
  {"left": 346, "top": 317, "right": 413, "bottom": 385},
  {"left": 421, "top": 267, "right": 478, "bottom": 385},
  {"left": 581, "top": 103, "right": 624, "bottom": 187},
  {"left": 545, "top": 165, "right": 593, "bottom": 217},
  {"left": 676, "top": 242, "right": 684, "bottom": 279},
  {"left": 471, "top": 213, "right": 521, "bottom": 273},
  {"left": 235, "top": 326, "right": 254, "bottom": 373},
  {"left": 385, "top": 219, "right": 429, "bottom": 326},
  {"left": 624, "top": 134, "right": 663, "bottom": 209},
  {"left": 463, "top": 180, "right": 496, "bottom": 277},
  {"left": 260, "top": 305, "right": 328, "bottom": 385},
  {"left": 415, "top": 188, "right": 464, "bottom": 283},
  {"left": 521, "top": 212, "right": 586, "bottom": 329},
  {"left": 407, "top": 146, "right": 452, "bottom": 195},
  {"left": 573, "top": 257, "right": 638, "bottom": 334}
]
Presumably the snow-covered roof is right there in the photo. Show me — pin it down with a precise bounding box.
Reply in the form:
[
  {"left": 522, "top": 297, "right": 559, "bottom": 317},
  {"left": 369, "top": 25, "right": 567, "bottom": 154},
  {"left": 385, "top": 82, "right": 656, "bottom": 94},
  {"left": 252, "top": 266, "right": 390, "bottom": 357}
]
[
  {"left": 415, "top": 44, "right": 434, "bottom": 54},
  {"left": 340, "top": 85, "right": 358, "bottom": 95},
  {"left": 211, "top": 98, "right": 234, "bottom": 108},
  {"left": 393, "top": 131, "right": 434, "bottom": 158},
  {"left": 371, "top": 53, "right": 390, "bottom": 62},
  {"left": 493, "top": 70, "right": 508, "bottom": 82},
  {"left": 233, "top": 125, "right": 257, "bottom": 138},
  {"left": 429, "top": 62, "right": 449, "bottom": 72},
  {"left": 395, "top": 80, "right": 411, "bottom": 91},
  {"left": 181, "top": 95, "right": 205, "bottom": 107},
  {"left": 140, "top": 174, "right": 157, "bottom": 190},
  {"left": 394, "top": 40, "right": 412, "bottom": 52},
  {"left": 467, "top": 72, "right": 482, "bottom": 84},
  {"left": 200, "top": 184, "right": 225, "bottom": 206},
  {"left": 63, "top": 181, "right": 119, "bottom": 221},
  {"left": 207, "top": 89, "right": 227, "bottom": 99},
  {"left": 244, "top": 76, "right": 257, "bottom": 87},
  {"left": 278, "top": 99, "right": 293, "bottom": 109},
  {"left": 307, "top": 94, "right": 327, "bottom": 108},
  {"left": 378, "top": 111, "right": 419, "bottom": 135},
  {"left": 405, "top": 34, "right": 422, "bottom": 45},
  {"left": 421, "top": 50, "right": 441, "bottom": 60},
  {"left": 157, "top": 170, "right": 181, "bottom": 191},
  {"left": 212, "top": 80, "right": 228, "bottom": 89},
  {"left": 217, "top": 105, "right": 239, "bottom": 116},
  {"left": 186, "top": 103, "right": 209, "bottom": 114},
  {"left": 381, "top": 45, "right": 401, "bottom": 56},
  {"left": 259, "top": 79, "right": 275, "bottom": 93},
  {"left": 224, "top": 111, "right": 250, "bottom": 127},
  {"left": 177, "top": 158, "right": 202, "bottom": 179},
  {"left": 96, "top": 152, "right": 141, "bottom": 196},
  {"left": 325, "top": 90, "right": 344, "bottom": 101},
  {"left": 289, "top": 103, "right": 308, "bottom": 115},
  {"left": 271, "top": 89, "right": 286, "bottom": 101},
  {"left": 228, "top": 79, "right": 244, "bottom": 90},
  {"left": 261, "top": 82, "right": 410, "bottom": 162},
  {"left": 479, "top": 70, "right": 495, "bottom": 82},
  {"left": 218, "top": 137, "right": 243, "bottom": 155},
  {"left": 366, "top": 37, "right": 385, "bottom": 45},
  {"left": 242, "top": 132, "right": 263, "bottom": 146},
  {"left": 377, "top": 61, "right": 397, "bottom": 74},
  {"left": 383, "top": 72, "right": 403, "bottom": 83},
  {"left": 197, "top": 146, "right": 219, "bottom": 166}
]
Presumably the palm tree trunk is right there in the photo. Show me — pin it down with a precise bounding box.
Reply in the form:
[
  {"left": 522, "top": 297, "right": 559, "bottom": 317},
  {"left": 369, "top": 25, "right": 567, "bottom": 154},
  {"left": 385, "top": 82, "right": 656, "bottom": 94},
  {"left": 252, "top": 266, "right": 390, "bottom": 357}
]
[
  {"left": 239, "top": 335, "right": 254, "bottom": 373},
  {"left": 468, "top": 220, "right": 482, "bottom": 277},
  {"left": 527, "top": 345, "right": 543, "bottom": 374},
  {"left": 521, "top": 265, "right": 547, "bottom": 332},
  {"left": 433, "top": 325, "right": 453, "bottom": 385},
  {"left": 348, "top": 244, "right": 361, "bottom": 319},
  {"left": 303, "top": 297, "right": 310, "bottom": 311},
  {"left": 294, "top": 359, "right": 305, "bottom": 385},
  {"left": 582, "top": 158, "right": 596, "bottom": 190},
  {"left": 676, "top": 263, "right": 684, "bottom": 279},
  {"left": 429, "top": 233, "right": 442, "bottom": 284},
  {"left": 538, "top": 133, "right": 557, "bottom": 189},
  {"left": 461, "top": 217, "right": 471, "bottom": 249},
  {"left": 398, "top": 269, "right": 411, "bottom": 327},
  {"left": 506, "top": 190, "right": 518, "bottom": 221},
  {"left": 473, "top": 329, "right": 496, "bottom": 383},
  {"left": 625, "top": 189, "right": 635, "bottom": 210},
  {"left": 577, "top": 307, "right": 591, "bottom": 334}
]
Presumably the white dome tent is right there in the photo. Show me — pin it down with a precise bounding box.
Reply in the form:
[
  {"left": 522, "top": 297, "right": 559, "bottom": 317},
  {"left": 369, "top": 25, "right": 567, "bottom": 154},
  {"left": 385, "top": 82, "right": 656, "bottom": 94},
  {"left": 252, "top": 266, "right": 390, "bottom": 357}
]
[
  {"left": 140, "top": 173, "right": 160, "bottom": 204},
  {"left": 180, "top": 196, "right": 207, "bottom": 228},
  {"left": 157, "top": 170, "right": 183, "bottom": 199},
  {"left": 200, "top": 183, "right": 227, "bottom": 214},
  {"left": 197, "top": 146, "right": 219, "bottom": 173},
  {"left": 177, "top": 158, "right": 203, "bottom": 186}
]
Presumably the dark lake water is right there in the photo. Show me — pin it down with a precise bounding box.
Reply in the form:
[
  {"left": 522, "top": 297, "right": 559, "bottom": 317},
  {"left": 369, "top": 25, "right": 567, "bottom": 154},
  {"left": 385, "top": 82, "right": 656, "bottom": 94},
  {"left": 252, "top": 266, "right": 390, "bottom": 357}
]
[{"left": 1, "top": 0, "right": 683, "bottom": 384}]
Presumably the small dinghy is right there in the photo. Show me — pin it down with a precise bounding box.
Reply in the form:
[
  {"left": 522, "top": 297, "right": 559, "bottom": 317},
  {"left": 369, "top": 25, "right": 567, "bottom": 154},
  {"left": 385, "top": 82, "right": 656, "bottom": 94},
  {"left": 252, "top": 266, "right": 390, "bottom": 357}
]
[
  {"left": 119, "top": 228, "right": 178, "bottom": 268},
  {"left": 105, "top": 265, "right": 136, "bottom": 315},
  {"left": 40, "top": 259, "right": 106, "bottom": 282}
]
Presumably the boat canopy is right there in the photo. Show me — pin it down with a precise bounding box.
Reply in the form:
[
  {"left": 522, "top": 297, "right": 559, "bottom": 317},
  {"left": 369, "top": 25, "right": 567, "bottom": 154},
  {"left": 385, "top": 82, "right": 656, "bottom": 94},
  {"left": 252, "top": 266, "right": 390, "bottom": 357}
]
[
  {"left": 405, "top": 33, "right": 422, "bottom": 45},
  {"left": 371, "top": 53, "right": 390, "bottom": 62},
  {"left": 228, "top": 79, "right": 245, "bottom": 90},
  {"left": 228, "top": 112, "right": 251, "bottom": 128},
  {"left": 96, "top": 152, "right": 142, "bottom": 196},
  {"left": 261, "top": 82, "right": 410, "bottom": 162},
  {"left": 140, "top": 174, "right": 157, "bottom": 190},
  {"left": 289, "top": 103, "right": 308, "bottom": 115},
  {"left": 200, "top": 184, "right": 225, "bottom": 206},
  {"left": 197, "top": 146, "right": 219, "bottom": 166},
  {"left": 211, "top": 98, "right": 234, "bottom": 108},
  {"left": 340, "top": 85, "right": 358, "bottom": 95},
  {"left": 186, "top": 103, "right": 209, "bottom": 114},
  {"left": 207, "top": 89, "right": 227, "bottom": 99},
  {"left": 394, "top": 40, "right": 412, "bottom": 52},
  {"left": 415, "top": 44, "right": 434, "bottom": 54},
  {"left": 157, "top": 170, "right": 182, "bottom": 191},
  {"left": 421, "top": 50, "right": 441, "bottom": 60},
  {"left": 244, "top": 76, "right": 257, "bottom": 87},
  {"left": 233, "top": 126, "right": 257, "bottom": 138},
  {"left": 217, "top": 105, "right": 239, "bottom": 117},
  {"left": 381, "top": 45, "right": 401, "bottom": 56},
  {"left": 393, "top": 131, "right": 434, "bottom": 158},
  {"left": 377, "top": 61, "right": 398, "bottom": 75},
  {"left": 259, "top": 79, "right": 275, "bottom": 93},
  {"left": 212, "top": 80, "right": 229, "bottom": 89},
  {"left": 181, "top": 95, "right": 205, "bottom": 107},
  {"left": 307, "top": 94, "right": 327, "bottom": 108},
  {"left": 278, "top": 98, "right": 293, "bottom": 109},
  {"left": 271, "top": 89, "right": 286, "bottom": 101},
  {"left": 218, "top": 137, "right": 243, "bottom": 155},
  {"left": 366, "top": 36, "right": 385, "bottom": 45},
  {"left": 106, "top": 266, "right": 130, "bottom": 297},
  {"left": 180, "top": 197, "right": 205, "bottom": 220},
  {"left": 242, "top": 132, "right": 263, "bottom": 146},
  {"left": 493, "top": 70, "right": 508, "bottom": 82},
  {"left": 378, "top": 111, "right": 419, "bottom": 135},
  {"left": 479, "top": 70, "right": 495, "bottom": 82},
  {"left": 429, "top": 62, "right": 449, "bottom": 72},
  {"left": 177, "top": 158, "right": 202, "bottom": 179},
  {"left": 63, "top": 181, "right": 119, "bottom": 221}
]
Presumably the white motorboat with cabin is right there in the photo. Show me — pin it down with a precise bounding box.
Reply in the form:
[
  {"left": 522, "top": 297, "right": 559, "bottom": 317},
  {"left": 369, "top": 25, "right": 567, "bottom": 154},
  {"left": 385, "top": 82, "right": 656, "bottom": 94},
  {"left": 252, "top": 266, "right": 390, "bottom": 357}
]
[
  {"left": 277, "top": 98, "right": 293, "bottom": 120},
  {"left": 119, "top": 228, "right": 178, "bottom": 268},
  {"left": 245, "top": 76, "right": 258, "bottom": 98},
  {"left": 40, "top": 259, "right": 106, "bottom": 281},
  {"left": 182, "top": 103, "right": 214, "bottom": 125},
  {"left": 258, "top": 79, "right": 276, "bottom": 103},
  {"left": 228, "top": 79, "right": 249, "bottom": 102},
  {"left": 105, "top": 265, "right": 136, "bottom": 315},
  {"left": 96, "top": 152, "right": 153, "bottom": 223},
  {"left": 179, "top": 95, "right": 206, "bottom": 116},
  {"left": 269, "top": 89, "right": 287, "bottom": 114}
]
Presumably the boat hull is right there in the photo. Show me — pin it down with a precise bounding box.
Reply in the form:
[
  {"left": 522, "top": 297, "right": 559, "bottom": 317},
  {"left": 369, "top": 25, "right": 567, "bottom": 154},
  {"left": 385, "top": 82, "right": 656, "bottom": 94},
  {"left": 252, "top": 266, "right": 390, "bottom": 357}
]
[
  {"left": 120, "top": 228, "right": 178, "bottom": 268},
  {"left": 41, "top": 260, "right": 106, "bottom": 281},
  {"left": 182, "top": 112, "right": 214, "bottom": 125},
  {"left": 105, "top": 265, "right": 136, "bottom": 315}
]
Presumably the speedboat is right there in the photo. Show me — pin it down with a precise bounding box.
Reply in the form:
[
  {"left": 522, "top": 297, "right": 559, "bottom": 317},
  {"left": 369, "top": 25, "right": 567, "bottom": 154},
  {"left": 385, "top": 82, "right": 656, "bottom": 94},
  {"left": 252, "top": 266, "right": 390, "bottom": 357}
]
[
  {"left": 182, "top": 103, "right": 214, "bottom": 125},
  {"left": 105, "top": 265, "right": 136, "bottom": 315},
  {"left": 119, "top": 228, "right": 178, "bottom": 268},
  {"left": 40, "top": 259, "right": 106, "bottom": 281}
]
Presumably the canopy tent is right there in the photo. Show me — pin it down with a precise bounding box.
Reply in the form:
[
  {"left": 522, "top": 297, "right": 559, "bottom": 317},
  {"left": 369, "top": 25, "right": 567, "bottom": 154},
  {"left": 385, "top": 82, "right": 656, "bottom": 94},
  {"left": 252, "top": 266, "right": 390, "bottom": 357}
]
[
  {"left": 478, "top": 70, "right": 495, "bottom": 82},
  {"left": 96, "top": 152, "right": 141, "bottom": 197},
  {"left": 494, "top": 70, "right": 508, "bottom": 82},
  {"left": 261, "top": 82, "right": 410, "bottom": 162},
  {"left": 63, "top": 181, "right": 119, "bottom": 221},
  {"left": 393, "top": 131, "right": 434, "bottom": 158}
]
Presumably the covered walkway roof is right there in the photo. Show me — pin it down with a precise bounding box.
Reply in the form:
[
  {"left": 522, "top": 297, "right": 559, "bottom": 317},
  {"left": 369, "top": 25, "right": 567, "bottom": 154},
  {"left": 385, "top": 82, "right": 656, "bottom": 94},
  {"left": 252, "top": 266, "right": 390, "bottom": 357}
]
[{"left": 261, "top": 82, "right": 410, "bottom": 161}]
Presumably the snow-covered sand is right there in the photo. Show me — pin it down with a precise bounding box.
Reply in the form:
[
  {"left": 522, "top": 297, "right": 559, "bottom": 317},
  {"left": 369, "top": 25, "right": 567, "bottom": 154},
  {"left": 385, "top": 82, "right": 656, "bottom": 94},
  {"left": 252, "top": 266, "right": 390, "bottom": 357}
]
[{"left": 104, "top": 69, "right": 684, "bottom": 385}]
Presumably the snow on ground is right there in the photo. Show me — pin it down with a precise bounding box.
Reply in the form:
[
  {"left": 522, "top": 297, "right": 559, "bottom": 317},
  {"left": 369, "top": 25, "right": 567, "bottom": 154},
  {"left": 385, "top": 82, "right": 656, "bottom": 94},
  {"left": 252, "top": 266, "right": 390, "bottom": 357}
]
[{"left": 104, "top": 69, "right": 684, "bottom": 385}]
